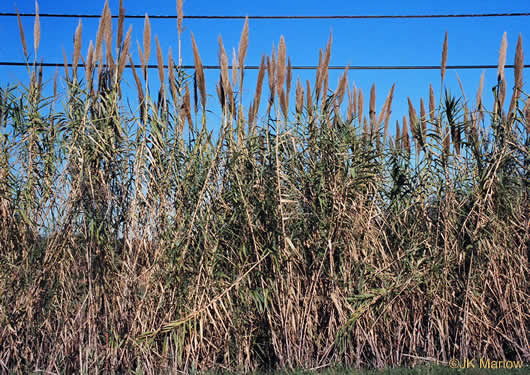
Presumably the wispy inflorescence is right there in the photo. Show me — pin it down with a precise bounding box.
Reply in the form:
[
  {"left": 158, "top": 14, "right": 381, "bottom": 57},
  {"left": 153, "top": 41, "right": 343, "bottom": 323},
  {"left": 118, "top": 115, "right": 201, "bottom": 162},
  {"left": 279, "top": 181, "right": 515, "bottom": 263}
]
[{"left": 2, "top": 2, "right": 528, "bottom": 373}]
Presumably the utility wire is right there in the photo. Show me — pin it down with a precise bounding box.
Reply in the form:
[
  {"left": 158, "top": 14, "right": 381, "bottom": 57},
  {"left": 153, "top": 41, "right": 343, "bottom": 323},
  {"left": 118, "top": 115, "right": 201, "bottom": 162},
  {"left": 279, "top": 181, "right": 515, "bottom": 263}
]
[
  {"left": 1, "top": 61, "right": 529, "bottom": 70},
  {"left": 1, "top": 12, "right": 530, "bottom": 20}
]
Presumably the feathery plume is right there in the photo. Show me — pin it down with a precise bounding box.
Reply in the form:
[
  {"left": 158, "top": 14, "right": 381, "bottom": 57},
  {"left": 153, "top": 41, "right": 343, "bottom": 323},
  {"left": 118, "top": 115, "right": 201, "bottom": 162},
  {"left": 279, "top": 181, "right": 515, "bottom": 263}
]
[
  {"left": 322, "top": 33, "right": 332, "bottom": 78},
  {"left": 231, "top": 48, "right": 238, "bottom": 89},
  {"left": 237, "top": 17, "right": 249, "bottom": 82},
  {"left": 514, "top": 33, "right": 524, "bottom": 90},
  {"left": 266, "top": 55, "right": 274, "bottom": 101},
  {"left": 295, "top": 77, "right": 304, "bottom": 114},
  {"left": 117, "top": 26, "right": 132, "bottom": 79},
  {"left": 382, "top": 83, "right": 395, "bottom": 143},
  {"left": 34, "top": 1, "right": 40, "bottom": 57},
  {"left": 218, "top": 36, "right": 234, "bottom": 111},
  {"left": 238, "top": 23, "right": 249, "bottom": 103},
  {"left": 143, "top": 14, "right": 152, "bottom": 67},
  {"left": 322, "top": 69, "right": 329, "bottom": 104},
  {"left": 168, "top": 47, "right": 177, "bottom": 104},
  {"left": 253, "top": 55, "right": 266, "bottom": 118},
  {"left": 103, "top": 3, "right": 114, "bottom": 68},
  {"left": 267, "top": 45, "right": 276, "bottom": 101},
  {"left": 508, "top": 34, "right": 524, "bottom": 120},
  {"left": 86, "top": 41, "right": 94, "bottom": 88},
  {"left": 429, "top": 83, "right": 437, "bottom": 134},
  {"left": 218, "top": 36, "right": 230, "bottom": 92},
  {"left": 402, "top": 115, "right": 410, "bottom": 154},
  {"left": 183, "top": 83, "right": 193, "bottom": 130},
  {"left": 377, "top": 96, "right": 389, "bottom": 130},
  {"left": 336, "top": 65, "right": 349, "bottom": 105},
  {"left": 385, "top": 83, "right": 395, "bottom": 113},
  {"left": 441, "top": 31, "right": 448, "bottom": 84},
  {"left": 248, "top": 101, "right": 254, "bottom": 131},
  {"left": 105, "top": 15, "right": 115, "bottom": 71},
  {"left": 498, "top": 77, "right": 506, "bottom": 111},
  {"left": 216, "top": 81, "right": 225, "bottom": 110},
  {"left": 95, "top": 4, "right": 106, "bottom": 63},
  {"left": 323, "top": 33, "right": 332, "bottom": 67},
  {"left": 276, "top": 36, "right": 287, "bottom": 96},
  {"left": 191, "top": 33, "right": 206, "bottom": 110},
  {"left": 177, "top": 0, "right": 184, "bottom": 35},
  {"left": 497, "top": 32, "right": 508, "bottom": 82},
  {"left": 369, "top": 83, "right": 376, "bottom": 125},
  {"left": 129, "top": 55, "right": 144, "bottom": 108},
  {"left": 319, "top": 34, "right": 332, "bottom": 103},
  {"left": 62, "top": 47, "right": 70, "bottom": 81},
  {"left": 508, "top": 40, "right": 521, "bottom": 119},
  {"left": 315, "top": 49, "right": 323, "bottom": 101},
  {"left": 347, "top": 85, "right": 354, "bottom": 122},
  {"left": 117, "top": 0, "right": 125, "bottom": 50},
  {"left": 306, "top": 80, "right": 313, "bottom": 117},
  {"left": 408, "top": 97, "right": 418, "bottom": 144},
  {"left": 16, "top": 7, "right": 28, "bottom": 59},
  {"left": 495, "top": 34, "right": 508, "bottom": 115},
  {"left": 73, "top": 20, "right": 82, "bottom": 76}
]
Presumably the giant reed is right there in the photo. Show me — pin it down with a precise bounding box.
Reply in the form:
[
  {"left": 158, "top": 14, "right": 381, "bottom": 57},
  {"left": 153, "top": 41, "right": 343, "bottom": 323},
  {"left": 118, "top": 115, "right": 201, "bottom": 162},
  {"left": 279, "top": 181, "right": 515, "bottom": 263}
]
[{"left": 0, "top": 1, "right": 528, "bottom": 372}]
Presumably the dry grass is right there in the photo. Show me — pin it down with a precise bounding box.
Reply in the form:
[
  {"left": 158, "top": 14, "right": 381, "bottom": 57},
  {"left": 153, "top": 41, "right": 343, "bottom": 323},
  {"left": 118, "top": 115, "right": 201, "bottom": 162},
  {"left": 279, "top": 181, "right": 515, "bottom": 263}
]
[{"left": 0, "top": 2, "right": 528, "bottom": 374}]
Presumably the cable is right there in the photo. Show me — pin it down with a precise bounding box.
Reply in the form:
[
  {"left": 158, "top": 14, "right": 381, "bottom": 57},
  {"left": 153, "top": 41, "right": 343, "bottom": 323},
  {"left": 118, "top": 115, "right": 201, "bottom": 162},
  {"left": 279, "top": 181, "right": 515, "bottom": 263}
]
[
  {"left": 2, "top": 12, "right": 530, "bottom": 20},
  {"left": 1, "top": 61, "right": 529, "bottom": 70}
]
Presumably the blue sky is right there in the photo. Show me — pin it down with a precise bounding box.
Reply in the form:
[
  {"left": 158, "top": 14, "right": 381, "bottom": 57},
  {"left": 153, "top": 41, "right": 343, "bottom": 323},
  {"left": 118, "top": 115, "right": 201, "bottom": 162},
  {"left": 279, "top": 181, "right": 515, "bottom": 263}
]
[{"left": 1, "top": 0, "right": 529, "bottom": 131}]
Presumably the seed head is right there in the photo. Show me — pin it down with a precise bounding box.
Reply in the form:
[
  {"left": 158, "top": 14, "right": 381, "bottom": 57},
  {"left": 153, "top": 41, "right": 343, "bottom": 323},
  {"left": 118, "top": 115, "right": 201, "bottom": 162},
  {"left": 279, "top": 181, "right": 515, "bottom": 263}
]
[{"left": 441, "top": 31, "right": 448, "bottom": 83}]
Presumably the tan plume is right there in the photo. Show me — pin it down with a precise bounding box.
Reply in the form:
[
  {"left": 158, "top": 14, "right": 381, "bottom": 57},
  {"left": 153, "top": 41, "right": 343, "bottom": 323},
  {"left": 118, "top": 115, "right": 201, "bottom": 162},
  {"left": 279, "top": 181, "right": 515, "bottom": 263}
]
[
  {"left": 34, "top": 1, "right": 40, "bottom": 56},
  {"left": 441, "top": 31, "right": 448, "bottom": 84},
  {"left": 16, "top": 7, "right": 28, "bottom": 59}
]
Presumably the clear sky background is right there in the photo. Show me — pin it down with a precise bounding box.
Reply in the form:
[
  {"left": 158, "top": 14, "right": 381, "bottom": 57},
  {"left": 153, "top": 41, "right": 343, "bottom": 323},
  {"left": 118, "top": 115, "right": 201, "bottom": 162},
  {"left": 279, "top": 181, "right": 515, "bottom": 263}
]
[{"left": 1, "top": 0, "right": 529, "bottom": 131}]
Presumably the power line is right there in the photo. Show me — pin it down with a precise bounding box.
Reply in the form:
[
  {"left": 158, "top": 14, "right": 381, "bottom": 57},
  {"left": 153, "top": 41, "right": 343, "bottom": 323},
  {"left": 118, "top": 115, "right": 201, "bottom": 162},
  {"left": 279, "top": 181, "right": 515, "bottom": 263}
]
[
  {"left": 1, "top": 61, "right": 529, "bottom": 70},
  {"left": 2, "top": 12, "right": 530, "bottom": 20}
]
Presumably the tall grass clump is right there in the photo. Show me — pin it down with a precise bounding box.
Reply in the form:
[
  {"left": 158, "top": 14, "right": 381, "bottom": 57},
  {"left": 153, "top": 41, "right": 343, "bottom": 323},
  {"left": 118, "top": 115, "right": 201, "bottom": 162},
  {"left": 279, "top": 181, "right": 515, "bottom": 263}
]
[{"left": 0, "top": 1, "right": 528, "bottom": 373}]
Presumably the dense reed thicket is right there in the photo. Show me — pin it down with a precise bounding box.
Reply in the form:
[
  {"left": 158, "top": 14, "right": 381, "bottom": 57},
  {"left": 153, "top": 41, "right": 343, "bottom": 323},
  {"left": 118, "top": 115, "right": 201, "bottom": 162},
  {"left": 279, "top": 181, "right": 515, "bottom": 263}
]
[{"left": 0, "top": 1, "right": 528, "bottom": 373}]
